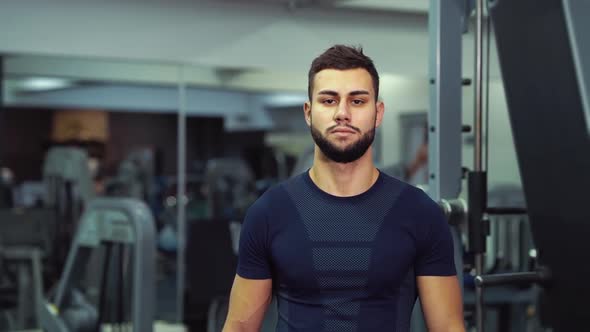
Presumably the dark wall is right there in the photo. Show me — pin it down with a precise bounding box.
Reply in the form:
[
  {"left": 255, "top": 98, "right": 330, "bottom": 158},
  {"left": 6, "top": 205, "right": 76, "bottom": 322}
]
[
  {"left": 0, "top": 109, "right": 255, "bottom": 182},
  {"left": 186, "top": 115, "right": 225, "bottom": 172},
  {"left": 107, "top": 111, "right": 179, "bottom": 175},
  {"left": 108, "top": 112, "right": 226, "bottom": 176},
  {"left": 0, "top": 108, "right": 54, "bottom": 182},
  {"left": 223, "top": 130, "right": 266, "bottom": 158}
]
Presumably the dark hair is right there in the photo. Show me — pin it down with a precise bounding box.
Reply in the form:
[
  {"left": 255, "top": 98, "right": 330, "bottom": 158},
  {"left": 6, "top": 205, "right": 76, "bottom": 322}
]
[{"left": 308, "top": 45, "right": 380, "bottom": 102}]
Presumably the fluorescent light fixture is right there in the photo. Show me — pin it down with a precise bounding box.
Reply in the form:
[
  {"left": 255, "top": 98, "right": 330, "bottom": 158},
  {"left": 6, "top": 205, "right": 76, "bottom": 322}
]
[
  {"left": 263, "top": 93, "right": 308, "bottom": 108},
  {"left": 18, "top": 77, "right": 72, "bottom": 91},
  {"left": 333, "top": 0, "right": 429, "bottom": 13}
]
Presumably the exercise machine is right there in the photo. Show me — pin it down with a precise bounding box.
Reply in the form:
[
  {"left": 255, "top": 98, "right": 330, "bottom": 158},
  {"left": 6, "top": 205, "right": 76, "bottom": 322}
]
[{"left": 39, "top": 198, "right": 156, "bottom": 332}]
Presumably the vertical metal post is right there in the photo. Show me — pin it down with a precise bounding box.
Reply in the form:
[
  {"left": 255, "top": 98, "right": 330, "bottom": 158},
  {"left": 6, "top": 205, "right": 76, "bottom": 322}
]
[
  {"left": 474, "top": 0, "right": 485, "bottom": 172},
  {"left": 0, "top": 56, "right": 3, "bottom": 106},
  {"left": 423, "top": 1, "right": 465, "bottom": 332},
  {"left": 176, "top": 65, "right": 187, "bottom": 323},
  {"left": 428, "top": 0, "right": 464, "bottom": 201},
  {"left": 31, "top": 249, "right": 44, "bottom": 327},
  {"left": 0, "top": 56, "right": 4, "bottom": 163},
  {"left": 474, "top": 0, "right": 486, "bottom": 331}
]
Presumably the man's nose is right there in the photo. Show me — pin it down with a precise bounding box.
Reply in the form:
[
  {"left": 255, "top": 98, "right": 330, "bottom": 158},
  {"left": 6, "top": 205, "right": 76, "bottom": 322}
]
[{"left": 334, "top": 102, "right": 351, "bottom": 122}]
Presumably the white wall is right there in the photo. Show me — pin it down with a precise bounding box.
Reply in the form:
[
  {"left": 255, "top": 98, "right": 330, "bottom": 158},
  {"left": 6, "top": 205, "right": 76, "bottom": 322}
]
[
  {"left": 379, "top": 75, "right": 430, "bottom": 166},
  {"left": 379, "top": 75, "right": 522, "bottom": 189},
  {"left": 461, "top": 81, "right": 522, "bottom": 189}
]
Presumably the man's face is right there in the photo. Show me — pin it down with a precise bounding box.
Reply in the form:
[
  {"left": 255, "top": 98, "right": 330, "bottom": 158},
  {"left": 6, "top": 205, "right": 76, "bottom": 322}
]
[{"left": 304, "top": 68, "right": 384, "bottom": 163}]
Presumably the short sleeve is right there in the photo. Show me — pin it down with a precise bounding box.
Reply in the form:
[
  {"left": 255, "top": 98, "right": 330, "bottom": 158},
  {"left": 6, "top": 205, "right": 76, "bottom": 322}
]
[
  {"left": 414, "top": 191, "right": 457, "bottom": 276},
  {"left": 236, "top": 197, "right": 273, "bottom": 279}
]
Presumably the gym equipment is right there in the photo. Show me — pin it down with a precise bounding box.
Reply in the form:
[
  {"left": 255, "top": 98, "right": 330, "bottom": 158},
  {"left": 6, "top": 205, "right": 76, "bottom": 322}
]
[
  {"left": 423, "top": 1, "right": 466, "bottom": 331},
  {"left": 476, "top": 0, "right": 590, "bottom": 330},
  {"left": 43, "top": 147, "right": 95, "bottom": 270},
  {"left": 204, "top": 158, "right": 257, "bottom": 220},
  {"left": 106, "top": 148, "right": 155, "bottom": 201},
  {"left": 431, "top": 0, "right": 590, "bottom": 332},
  {"left": 39, "top": 198, "right": 156, "bottom": 332},
  {"left": 43, "top": 147, "right": 95, "bottom": 211},
  {"left": 426, "top": 0, "right": 588, "bottom": 330},
  {"left": 0, "top": 208, "right": 56, "bottom": 329}
]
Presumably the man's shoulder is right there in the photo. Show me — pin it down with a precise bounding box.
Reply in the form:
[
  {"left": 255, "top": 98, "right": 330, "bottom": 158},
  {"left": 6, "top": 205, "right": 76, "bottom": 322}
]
[
  {"left": 377, "top": 169, "right": 415, "bottom": 200},
  {"left": 275, "top": 171, "right": 314, "bottom": 197},
  {"left": 378, "top": 171, "right": 440, "bottom": 215},
  {"left": 378, "top": 169, "right": 409, "bottom": 188},
  {"left": 248, "top": 172, "right": 308, "bottom": 211}
]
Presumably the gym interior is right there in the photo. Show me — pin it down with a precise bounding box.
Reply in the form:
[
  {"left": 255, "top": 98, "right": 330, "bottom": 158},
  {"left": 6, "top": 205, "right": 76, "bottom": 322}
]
[{"left": 0, "top": 0, "right": 588, "bottom": 331}]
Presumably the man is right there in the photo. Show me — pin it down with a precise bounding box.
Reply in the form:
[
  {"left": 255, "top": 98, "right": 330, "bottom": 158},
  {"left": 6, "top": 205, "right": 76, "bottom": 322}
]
[{"left": 223, "top": 45, "right": 464, "bottom": 332}]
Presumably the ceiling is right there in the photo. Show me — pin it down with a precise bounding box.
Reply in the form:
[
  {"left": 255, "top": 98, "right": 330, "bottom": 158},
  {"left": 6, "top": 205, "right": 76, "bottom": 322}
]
[{"left": 1, "top": 0, "right": 495, "bottom": 98}]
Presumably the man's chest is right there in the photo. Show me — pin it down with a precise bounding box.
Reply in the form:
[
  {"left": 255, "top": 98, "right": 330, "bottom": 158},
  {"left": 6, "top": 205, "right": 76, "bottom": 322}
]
[{"left": 268, "top": 215, "right": 418, "bottom": 296}]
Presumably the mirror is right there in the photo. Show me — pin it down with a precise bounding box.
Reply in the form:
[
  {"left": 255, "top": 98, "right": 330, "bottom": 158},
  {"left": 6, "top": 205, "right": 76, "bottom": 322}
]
[{"left": 0, "top": 53, "right": 312, "bottom": 330}]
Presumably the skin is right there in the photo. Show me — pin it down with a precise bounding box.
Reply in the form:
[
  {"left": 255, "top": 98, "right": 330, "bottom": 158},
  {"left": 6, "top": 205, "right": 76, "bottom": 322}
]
[
  {"left": 222, "top": 68, "right": 465, "bottom": 332},
  {"left": 222, "top": 276, "right": 272, "bottom": 332},
  {"left": 304, "top": 68, "right": 384, "bottom": 197}
]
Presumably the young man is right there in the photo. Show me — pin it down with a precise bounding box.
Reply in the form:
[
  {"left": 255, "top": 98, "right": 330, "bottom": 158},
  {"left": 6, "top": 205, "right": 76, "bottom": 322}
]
[{"left": 223, "top": 45, "right": 464, "bottom": 332}]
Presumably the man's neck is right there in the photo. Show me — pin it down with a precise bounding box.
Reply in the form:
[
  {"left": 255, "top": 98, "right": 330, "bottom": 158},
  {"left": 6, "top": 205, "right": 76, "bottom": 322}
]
[{"left": 309, "top": 147, "right": 379, "bottom": 197}]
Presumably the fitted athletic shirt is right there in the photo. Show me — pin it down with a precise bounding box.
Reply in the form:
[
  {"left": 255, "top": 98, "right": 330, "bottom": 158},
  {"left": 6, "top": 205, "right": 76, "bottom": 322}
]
[{"left": 237, "top": 170, "right": 456, "bottom": 332}]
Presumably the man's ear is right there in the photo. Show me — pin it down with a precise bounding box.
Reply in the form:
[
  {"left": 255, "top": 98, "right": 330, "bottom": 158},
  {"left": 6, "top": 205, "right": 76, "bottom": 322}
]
[
  {"left": 304, "top": 102, "right": 312, "bottom": 127},
  {"left": 375, "top": 100, "right": 385, "bottom": 128}
]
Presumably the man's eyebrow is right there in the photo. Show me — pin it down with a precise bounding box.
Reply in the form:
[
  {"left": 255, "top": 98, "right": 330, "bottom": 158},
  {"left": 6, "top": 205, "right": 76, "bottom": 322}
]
[
  {"left": 317, "top": 90, "right": 339, "bottom": 97},
  {"left": 349, "top": 90, "right": 370, "bottom": 96},
  {"left": 317, "top": 90, "right": 370, "bottom": 97}
]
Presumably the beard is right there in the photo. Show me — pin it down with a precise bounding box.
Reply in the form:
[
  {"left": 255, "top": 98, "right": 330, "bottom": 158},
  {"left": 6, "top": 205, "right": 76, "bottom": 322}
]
[{"left": 310, "top": 121, "right": 376, "bottom": 164}]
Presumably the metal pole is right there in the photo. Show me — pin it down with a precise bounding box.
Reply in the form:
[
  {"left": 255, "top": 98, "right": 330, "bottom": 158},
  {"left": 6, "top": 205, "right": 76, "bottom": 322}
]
[
  {"left": 176, "top": 65, "right": 187, "bottom": 323},
  {"left": 426, "top": 2, "right": 466, "bottom": 332},
  {"left": 428, "top": 0, "right": 464, "bottom": 201},
  {"left": 475, "top": 0, "right": 484, "bottom": 173},
  {"left": 474, "top": 0, "right": 485, "bottom": 331},
  {"left": 475, "top": 255, "right": 484, "bottom": 332},
  {"left": 0, "top": 56, "right": 4, "bottom": 163}
]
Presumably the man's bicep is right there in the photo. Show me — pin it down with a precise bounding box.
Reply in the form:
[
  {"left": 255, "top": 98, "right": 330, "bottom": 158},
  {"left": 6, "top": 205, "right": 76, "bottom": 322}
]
[
  {"left": 417, "top": 276, "right": 465, "bottom": 332},
  {"left": 223, "top": 275, "right": 272, "bottom": 332}
]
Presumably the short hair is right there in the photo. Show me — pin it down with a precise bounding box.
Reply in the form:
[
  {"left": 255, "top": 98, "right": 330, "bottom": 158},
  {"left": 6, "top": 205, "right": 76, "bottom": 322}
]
[{"left": 308, "top": 45, "right": 380, "bottom": 102}]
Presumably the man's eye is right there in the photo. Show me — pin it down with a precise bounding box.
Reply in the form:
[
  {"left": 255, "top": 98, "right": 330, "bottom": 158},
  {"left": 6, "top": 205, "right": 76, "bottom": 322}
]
[
  {"left": 352, "top": 99, "right": 365, "bottom": 105},
  {"left": 322, "top": 99, "right": 337, "bottom": 105}
]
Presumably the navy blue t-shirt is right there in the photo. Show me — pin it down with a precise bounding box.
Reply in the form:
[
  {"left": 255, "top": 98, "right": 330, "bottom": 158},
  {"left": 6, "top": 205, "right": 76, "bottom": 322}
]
[{"left": 237, "top": 170, "right": 456, "bottom": 332}]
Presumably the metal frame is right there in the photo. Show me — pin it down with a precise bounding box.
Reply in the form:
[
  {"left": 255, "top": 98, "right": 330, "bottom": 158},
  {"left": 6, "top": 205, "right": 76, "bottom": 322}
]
[
  {"left": 39, "top": 198, "right": 156, "bottom": 332},
  {"left": 176, "top": 64, "right": 188, "bottom": 324},
  {"left": 1, "top": 247, "right": 44, "bottom": 329},
  {"left": 562, "top": 0, "right": 590, "bottom": 134},
  {"left": 417, "top": 1, "right": 466, "bottom": 331},
  {"left": 428, "top": 0, "right": 464, "bottom": 201},
  {"left": 488, "top": 0, "right": 590, "bottom": 329}
]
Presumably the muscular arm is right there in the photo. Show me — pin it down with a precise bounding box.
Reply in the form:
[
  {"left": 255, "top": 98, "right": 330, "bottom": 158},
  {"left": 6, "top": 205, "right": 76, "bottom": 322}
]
[
  {"left": 222, "top": 275, "right": 272, "bottom": 332},
  {"left": 417, "top": 276, "right": 465, "bottom": 332}
]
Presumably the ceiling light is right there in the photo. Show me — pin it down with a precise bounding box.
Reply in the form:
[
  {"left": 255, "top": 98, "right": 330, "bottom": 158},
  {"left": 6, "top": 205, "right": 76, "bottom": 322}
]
[{"left": 18, "top": 77, "right": 72, "bottom": 91}]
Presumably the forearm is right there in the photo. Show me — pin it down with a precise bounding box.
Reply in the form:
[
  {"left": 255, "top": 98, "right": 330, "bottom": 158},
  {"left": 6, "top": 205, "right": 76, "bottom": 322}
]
[
  {"left": 222, "top": 282, "right": 270, "bottom": 332},
  {"left": 222, "top": 319, "right": 261, "bottom": 332},
  {"left": 222, "top": 304, "right": 266, "bottom": 332},
  {"left": 427, "top": 320, "right": 465, "bottom": 332},
  {"left": 425, "top": 300, "right": 465, "bottom": 332},
  {"left": 418, "top": 276, "right": 465, "bottom": 332}
]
